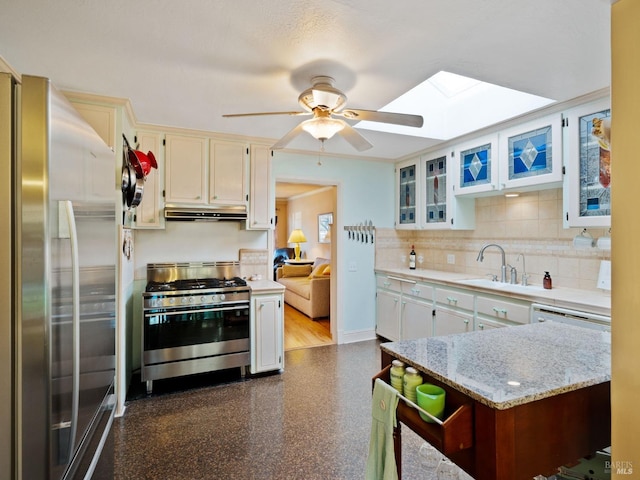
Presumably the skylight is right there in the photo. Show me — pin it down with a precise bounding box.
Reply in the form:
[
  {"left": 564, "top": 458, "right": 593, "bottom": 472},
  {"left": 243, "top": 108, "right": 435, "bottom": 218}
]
[{"left": 357, "top": 71, "right": 555, "bottom": 140}]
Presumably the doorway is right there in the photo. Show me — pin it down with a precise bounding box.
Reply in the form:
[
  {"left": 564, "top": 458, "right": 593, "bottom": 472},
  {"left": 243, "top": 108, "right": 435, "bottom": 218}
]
[{"left": 274, "top": 181, "right": 337, "bottom": 350}]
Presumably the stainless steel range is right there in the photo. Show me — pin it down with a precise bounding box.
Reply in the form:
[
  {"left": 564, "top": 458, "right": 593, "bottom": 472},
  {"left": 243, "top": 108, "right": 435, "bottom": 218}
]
[{"left": 142, "top": 262, "right": 250, "bottom": 394}]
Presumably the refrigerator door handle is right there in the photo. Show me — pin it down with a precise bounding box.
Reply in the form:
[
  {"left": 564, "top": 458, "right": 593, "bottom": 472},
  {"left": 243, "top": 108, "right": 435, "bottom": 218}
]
[{"left": 61, "top": 200, "right": 80, "bottom": 461}]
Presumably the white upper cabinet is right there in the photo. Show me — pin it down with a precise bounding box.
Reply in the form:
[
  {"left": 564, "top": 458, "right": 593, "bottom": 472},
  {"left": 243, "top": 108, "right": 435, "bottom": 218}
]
[
  {"left": 497, "top": 112, "right": 563, "bottom": 191},
  {"left": 165, "top": 134, "right": 208, "bottom": 204},
  {"left": 209, "top": 140, "right": 248, "bottom": 205},
  {"left": 395, "top": 158, "right": 420, "bottom": 229},
  {"left": 247, "top": 144, "right": 273, "bottom": 230},
  {"left": 134, "top": 130, "right": 164, "bottom": 229},
  {"left": 563, "top": 96, "right": 611, "bottom": 227},
  {"left": 453, "top": 113, "right": 563, "bottom": 197},
  {"left": 164, "top": 135, "right": 248, "bottom": 207}
]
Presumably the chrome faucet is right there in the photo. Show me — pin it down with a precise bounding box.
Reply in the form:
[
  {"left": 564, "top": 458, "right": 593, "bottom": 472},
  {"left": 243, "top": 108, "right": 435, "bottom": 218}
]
[{"left": 477, "top": 243, "right": 507, "bottom": 283}]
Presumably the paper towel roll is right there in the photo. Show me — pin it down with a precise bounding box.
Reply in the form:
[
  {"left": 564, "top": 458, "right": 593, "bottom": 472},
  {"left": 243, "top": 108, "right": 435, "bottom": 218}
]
[
  {"left": 596, "top": 236, "right": 611, "bottom": 251},
  {"left": 573, "top": 235, "right": 595, "bottom": 249}
]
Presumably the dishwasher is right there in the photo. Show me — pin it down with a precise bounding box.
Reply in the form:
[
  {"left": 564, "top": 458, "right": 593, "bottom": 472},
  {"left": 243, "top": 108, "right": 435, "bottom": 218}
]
[{"left": 531, "top": 303, "right": 611, "bottom": 332}]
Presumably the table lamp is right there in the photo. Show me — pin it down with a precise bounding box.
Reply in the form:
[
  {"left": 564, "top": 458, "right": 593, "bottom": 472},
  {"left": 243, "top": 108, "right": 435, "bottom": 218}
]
[{"left": 287, "top": 229, "right": 307, "bottom": 261}]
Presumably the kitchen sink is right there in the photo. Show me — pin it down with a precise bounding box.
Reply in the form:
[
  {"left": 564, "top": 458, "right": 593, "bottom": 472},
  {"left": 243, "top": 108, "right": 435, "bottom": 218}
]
[{"left": 457, "top": 278, "right": 546, "bottom": 294}]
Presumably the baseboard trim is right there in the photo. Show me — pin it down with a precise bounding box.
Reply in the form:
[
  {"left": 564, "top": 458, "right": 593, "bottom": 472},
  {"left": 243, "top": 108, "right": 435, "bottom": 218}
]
[{"left": 337, "top": 328, "right": 377, "bottom": 344}]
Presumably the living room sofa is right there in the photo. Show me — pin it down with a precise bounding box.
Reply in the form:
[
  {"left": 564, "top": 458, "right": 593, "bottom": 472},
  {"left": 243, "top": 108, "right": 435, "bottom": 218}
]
[{"left": 275, "top": 258, "right": 330, "bottom": 319}]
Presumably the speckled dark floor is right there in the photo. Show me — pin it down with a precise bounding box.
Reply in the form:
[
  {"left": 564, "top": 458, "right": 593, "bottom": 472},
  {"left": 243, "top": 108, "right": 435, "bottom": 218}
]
[{"left": 110, "top": 340, "right": 471, "bottom": 480}]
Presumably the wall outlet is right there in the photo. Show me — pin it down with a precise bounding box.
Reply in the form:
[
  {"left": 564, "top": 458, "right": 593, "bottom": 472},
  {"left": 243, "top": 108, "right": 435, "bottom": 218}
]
[
  {"left": 348, "top": 261, "right": 357, "bottom": 272},
  {"left": 447, "top": 254, "right": 455, "bottom": 265}
]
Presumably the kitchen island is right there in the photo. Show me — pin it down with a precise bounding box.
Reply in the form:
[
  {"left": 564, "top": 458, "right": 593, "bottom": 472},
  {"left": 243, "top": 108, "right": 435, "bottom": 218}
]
[{"left": 378, "top": 322, "right": 611, "bottom": 480}]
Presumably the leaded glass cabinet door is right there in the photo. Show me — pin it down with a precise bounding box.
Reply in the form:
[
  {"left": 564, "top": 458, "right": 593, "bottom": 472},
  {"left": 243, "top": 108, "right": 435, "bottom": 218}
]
[
  {"left": 455, "top": 134, "right": 499, "bottom": 196},
  {"left": 498, "top": 113, "right": 563, "bottom": 191},
  {"left": 564, "top": 96, "right": 611, "bottom": 227},
  {"left": 396, "top": 158, "right": 419, "bottom": 229},
  {"left": 423, "top": 152, "right": 447, "bottom": 225},
  {"left": 418, "top": 149, "right": 475, "bottom": 231}
]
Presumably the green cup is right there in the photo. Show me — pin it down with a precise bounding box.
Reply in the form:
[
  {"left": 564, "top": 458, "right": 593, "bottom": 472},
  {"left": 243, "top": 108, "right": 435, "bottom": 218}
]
[{"left": 416, "top": 383, "right": 446, "bottom": 423}]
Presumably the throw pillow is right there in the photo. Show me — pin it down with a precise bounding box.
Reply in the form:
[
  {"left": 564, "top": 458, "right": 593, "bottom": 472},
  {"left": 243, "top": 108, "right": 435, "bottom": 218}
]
[
  {"left": 281, "top": 264, "right": 313, "bottom": 278},
  {"left": 308, "top": 264, "right": 328, "bottom": 278},
  {"left": 313, "top": 257, "right": 330, "bottom": 269}
]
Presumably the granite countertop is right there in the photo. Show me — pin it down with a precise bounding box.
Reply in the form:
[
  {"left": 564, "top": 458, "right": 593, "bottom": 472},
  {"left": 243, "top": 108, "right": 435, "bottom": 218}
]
[
  {"left": 381, "top": 322, "right": 611, "bottom": 410},
  {"left": 375, "top": 267, "right": 611, "bottom": 316}
]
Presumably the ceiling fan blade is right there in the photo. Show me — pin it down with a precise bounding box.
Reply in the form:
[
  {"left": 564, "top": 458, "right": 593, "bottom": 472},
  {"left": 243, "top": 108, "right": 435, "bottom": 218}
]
[
  {"left": 339, "top": 124, "right": 373, "bottom": 152},
  {"left": 337, "top": 109, "right": 424, "bottom": 128},
  {"left": 223, "top": 111, "right": 309, "bottom": 118},
  {"left": 271, "top": 123, "right": 306, "bottom": 150}
]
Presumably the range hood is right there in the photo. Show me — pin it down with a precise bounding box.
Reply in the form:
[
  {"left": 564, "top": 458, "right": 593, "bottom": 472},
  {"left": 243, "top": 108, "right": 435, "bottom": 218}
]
[{"left": 164, "top": 205, "right": 247, "bottom": 221}]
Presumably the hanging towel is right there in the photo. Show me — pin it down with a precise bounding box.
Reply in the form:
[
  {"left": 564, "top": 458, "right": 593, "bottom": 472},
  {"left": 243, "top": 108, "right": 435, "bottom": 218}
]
[{"left": 365, "top": 378, "right": 400, "bottom": 480}]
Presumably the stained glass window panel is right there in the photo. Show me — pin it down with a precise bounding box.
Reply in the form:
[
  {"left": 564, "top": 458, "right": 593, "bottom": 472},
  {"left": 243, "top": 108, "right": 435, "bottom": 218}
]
[
  {"left": 508, "top": 125, "right": 553, "bottom": 180},
  {"left": 398, "top": 164, "right": 417, "bottom": 224},
  {"left": 425, "top": 155, "right": 447, "bottom": 223},
  {"left": 578, "top": 108, "right": 611, "bottom": 217},
  {"left": 460, "top": 143, "right": 491, "bottom": 188}
]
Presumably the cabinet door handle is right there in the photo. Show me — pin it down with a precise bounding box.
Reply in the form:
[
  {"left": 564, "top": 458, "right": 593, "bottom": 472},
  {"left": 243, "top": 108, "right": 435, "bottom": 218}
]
[
  {"left": 412, "top": 288, "right": 420, "bottom": 295},
  {"left": 493, "top": 307, "right": 508, "bottom": 314},
  {"left": 478, "top": 323, "right": 484, "bottom": 330},
  {"left": 383, "top": 281, "right": 391, "bottom": 287},
  {"left": 260, "top": 303, "right": 265, "bottom": 308},
  {"left": 446, "top": 296, "right": 458, "bottom": 304},
  {"left": 463, "top": 319, "right": 469, "bottom": 324}
]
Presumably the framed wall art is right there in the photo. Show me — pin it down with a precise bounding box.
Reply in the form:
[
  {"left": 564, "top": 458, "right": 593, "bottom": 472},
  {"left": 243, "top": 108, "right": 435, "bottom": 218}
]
[{"left": 318, "top": 212, "right": 333, "bottom": 243}]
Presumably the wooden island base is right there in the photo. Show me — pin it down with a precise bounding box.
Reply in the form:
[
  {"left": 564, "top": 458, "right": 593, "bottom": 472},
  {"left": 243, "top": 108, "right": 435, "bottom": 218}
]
[{"left": 380, "top": 351, "right": 611, "bottom": 480}]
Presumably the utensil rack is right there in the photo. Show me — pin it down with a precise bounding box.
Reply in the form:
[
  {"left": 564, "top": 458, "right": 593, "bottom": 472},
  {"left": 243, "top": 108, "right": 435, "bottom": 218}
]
[{"left": 344, "top": 220, "right": 375, "bottom": 243}]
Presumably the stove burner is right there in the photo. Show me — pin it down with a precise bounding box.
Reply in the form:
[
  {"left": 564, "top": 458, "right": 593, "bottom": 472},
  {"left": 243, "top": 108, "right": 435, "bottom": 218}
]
[{"left": 145, "top": 276, "right": 247, "bottom": 293}]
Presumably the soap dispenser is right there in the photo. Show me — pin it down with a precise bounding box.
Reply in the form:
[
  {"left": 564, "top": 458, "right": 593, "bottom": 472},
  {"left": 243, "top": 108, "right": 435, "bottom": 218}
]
[{"left": 543, "top": 272, "right": 552, "bottom": 289}]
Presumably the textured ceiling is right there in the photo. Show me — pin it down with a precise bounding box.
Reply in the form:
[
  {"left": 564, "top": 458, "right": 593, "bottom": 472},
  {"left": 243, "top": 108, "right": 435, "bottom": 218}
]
[{"left": 0, "top": 0, "right": 611, "bottom": 160}]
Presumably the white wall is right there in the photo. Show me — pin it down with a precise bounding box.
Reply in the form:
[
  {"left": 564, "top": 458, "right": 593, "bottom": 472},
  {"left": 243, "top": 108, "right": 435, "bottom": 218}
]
[
  {"left": 272, "top": 151, "right": 395, "bottom": 342},
  {"left": 133, "top": 221, "right": 268, "bottom": 279},
  {"left": 286, "top": 187, "right": 335, "bottom": 261}
]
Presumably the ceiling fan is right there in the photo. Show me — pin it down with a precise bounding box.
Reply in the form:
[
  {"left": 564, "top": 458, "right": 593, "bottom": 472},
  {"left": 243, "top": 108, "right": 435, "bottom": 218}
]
[{"left": 223, "top": 76, "right": 424, "bottom": 152}]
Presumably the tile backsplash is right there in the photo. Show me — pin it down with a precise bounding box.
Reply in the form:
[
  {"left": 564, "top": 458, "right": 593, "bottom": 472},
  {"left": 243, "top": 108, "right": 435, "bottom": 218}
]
[{"left": 375, "top": 189, "right": 611, "bottom": 291}]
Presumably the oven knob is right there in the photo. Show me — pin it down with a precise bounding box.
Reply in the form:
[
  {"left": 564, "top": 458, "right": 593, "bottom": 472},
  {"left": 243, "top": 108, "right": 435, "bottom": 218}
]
[
  {"left": 181, "top": 297, "right": 187, "bottom": 304},
  {"left": 210, "top": 295, "right": 218, "bottom": 303},
  {"left": 169, "top": 298, "right": 175, "bottom": 305},
  {"left": 189, "top": 297, "right": 195, "bottom": 304},
  {"left": 201, "top": 296, "right": 206, "bottom": 303},
  {"left": 219, "top": 294, "right": 226, "bottom": 301}
]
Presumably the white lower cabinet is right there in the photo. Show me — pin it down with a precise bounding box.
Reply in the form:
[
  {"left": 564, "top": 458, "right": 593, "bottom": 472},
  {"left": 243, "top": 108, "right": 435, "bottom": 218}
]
[
  {"left": 433, "top": 306, "right": 472, "bottom": 336},
  {"left": 475, "top": 318, "right": 507, "bottom": 331},
  {"left": 433, "top": 286, "right": 473, "bottom": 336},
  {"left": 250, "top": 293, "right": 283, "bottom": 374},
  {"left": 475, "top": 293, "right": 531, "bottom": 326},
  {"left": 375, "top": 288, "right": 401, "bottom": 341},
  {"left": 401, "top": 296, "right": 433, "bottom": 340},
  {"left": 376, "top": 271, "right": 534, "bottom": 340},
  {"left": 376, "top": 274, "right": 434, "bottom": 341}
]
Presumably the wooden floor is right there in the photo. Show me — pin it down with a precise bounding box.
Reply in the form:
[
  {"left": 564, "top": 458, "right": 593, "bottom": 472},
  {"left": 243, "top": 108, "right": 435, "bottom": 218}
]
[{"left": 283, "top": 303, "right": 332, "bottom": 351}]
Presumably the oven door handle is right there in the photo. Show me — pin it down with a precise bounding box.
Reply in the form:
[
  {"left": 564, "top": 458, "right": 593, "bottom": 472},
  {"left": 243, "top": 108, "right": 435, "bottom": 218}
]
[{"left": 144, "top": 304, "right": 249, "bottom": 318}]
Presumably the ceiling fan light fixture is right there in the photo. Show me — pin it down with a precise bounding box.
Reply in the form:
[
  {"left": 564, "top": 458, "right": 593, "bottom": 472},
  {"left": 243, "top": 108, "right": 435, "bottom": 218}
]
[{"left": 301, "top": 117, "right": 345, "bottom": 141}]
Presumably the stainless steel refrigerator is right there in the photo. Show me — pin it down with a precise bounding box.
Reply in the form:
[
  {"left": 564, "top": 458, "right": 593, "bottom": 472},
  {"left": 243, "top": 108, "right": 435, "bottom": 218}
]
[{"left": 1, "top": 73, "right": 117, "bottom": 479}]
